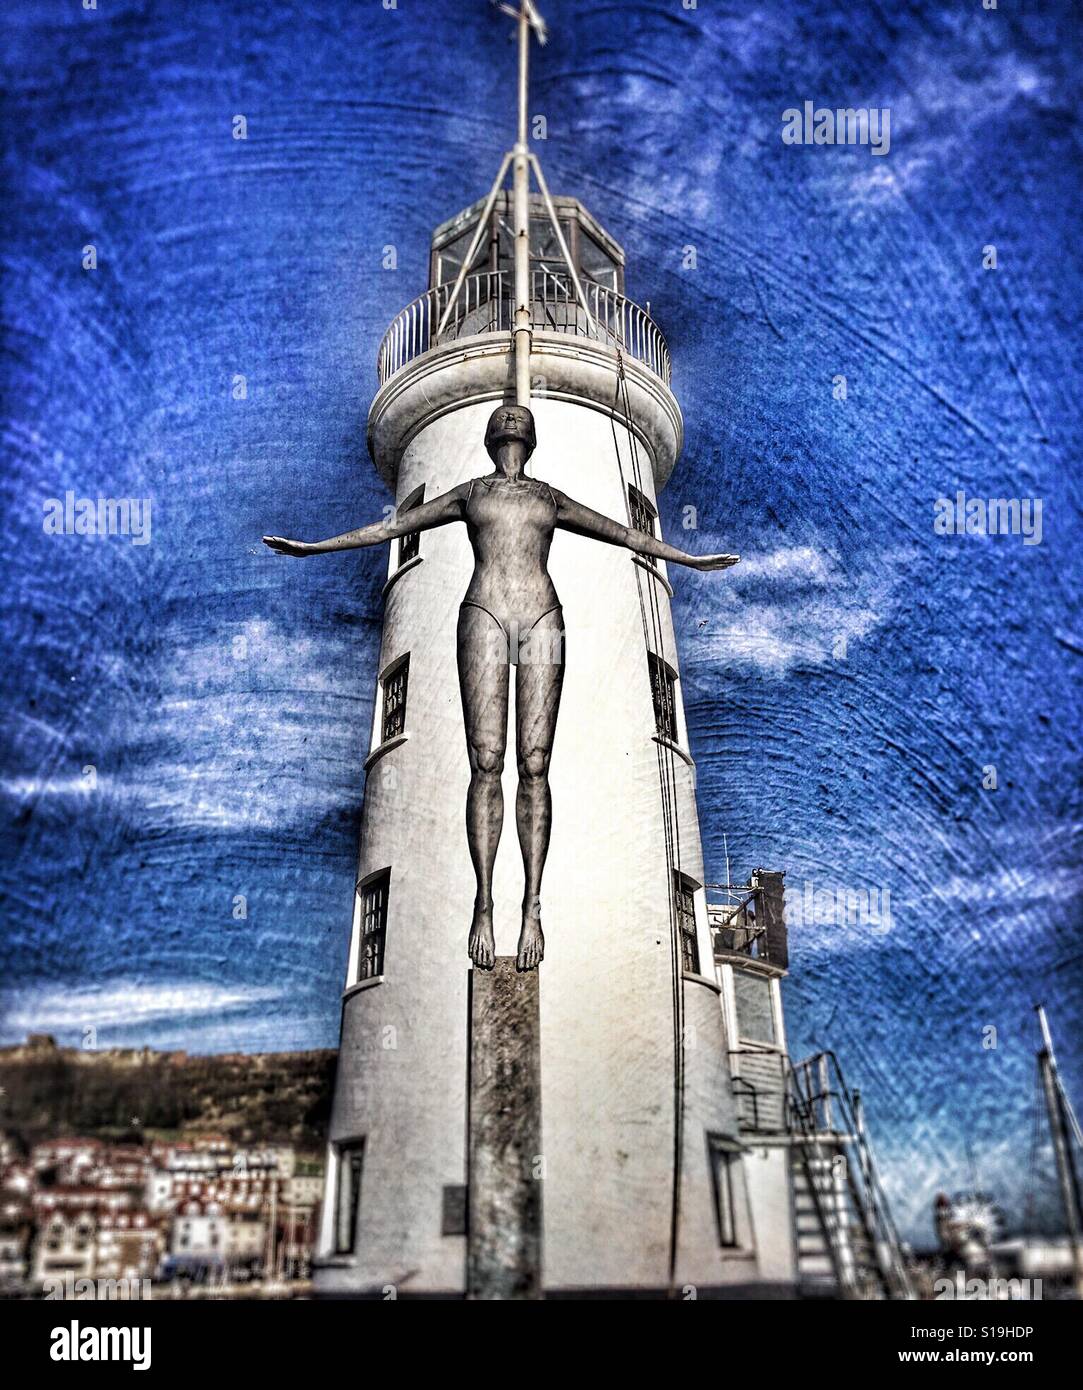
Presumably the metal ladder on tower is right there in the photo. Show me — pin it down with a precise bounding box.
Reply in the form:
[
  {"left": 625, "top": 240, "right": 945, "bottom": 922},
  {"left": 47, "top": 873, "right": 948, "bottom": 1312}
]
[{"left": 788, "top": 1052, "right": 913, "bottom": 1300}]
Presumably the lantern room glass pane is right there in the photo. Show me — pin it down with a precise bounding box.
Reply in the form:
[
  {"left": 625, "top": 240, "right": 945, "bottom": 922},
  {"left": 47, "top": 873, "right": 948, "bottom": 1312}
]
[
  {"left": 494, "top": 213, "right": 576, "bottom": 281},
  {"left": 434, "top": 227, "right": 489, "bottom": 286},
  {"left": 580, "top": 230, "right": 619, "bottom": 291}
]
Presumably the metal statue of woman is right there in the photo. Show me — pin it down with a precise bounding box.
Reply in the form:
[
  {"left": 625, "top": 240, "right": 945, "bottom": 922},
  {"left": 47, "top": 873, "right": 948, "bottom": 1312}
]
[{"left": 264, "top": 404, "right": 739, "bottom": 971}]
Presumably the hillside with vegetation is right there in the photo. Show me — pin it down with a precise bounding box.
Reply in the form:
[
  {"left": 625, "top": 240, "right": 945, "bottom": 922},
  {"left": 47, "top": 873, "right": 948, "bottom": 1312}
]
[{"left": 0, "top": 1038, "right": 336, "bottom": 1150}]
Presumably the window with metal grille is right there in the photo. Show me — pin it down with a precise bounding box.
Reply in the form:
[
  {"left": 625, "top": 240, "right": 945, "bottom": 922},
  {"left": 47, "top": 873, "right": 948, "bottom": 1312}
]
[
  {"left": 674, "top": 872, "right": 700, "bottom": 975},
  {"left": 334, "top": 1139, "right": 364, "bottom": 1255},
  {"left": 356, "top": 871, "right": 389, "bottom": 982},
  {"left": 707, "top": 1136, "right": 739, "bottom": 1247},
  {"left": 381, "top": 657, "right": 409, "bottom": 743},
  {"left": 397, "top": 486, "right": 424, "bottom": 567},
  {"left": 628, "top": 484, "right": 657, "bottom": 565},
  {"left": 648, "top": 652, "right": 678, "bottom": 743}
]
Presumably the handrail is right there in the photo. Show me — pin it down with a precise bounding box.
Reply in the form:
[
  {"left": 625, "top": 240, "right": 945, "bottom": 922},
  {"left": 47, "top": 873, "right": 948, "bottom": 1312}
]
[
  {"left": 729, "top": 1048, "right": 788, "bottom": 1135},
  {"left": 789, "top": 1051, "right": 913, "bottom": 1299},
  {"left": 791, "top": 1052, "right": 906, "bottom": 1249},
  {"left": 789, "top": 1088, "right": 857, "bottom": 1296},
  {"left": 376, "top": 269, "right": 672, "bottom": 386},
  {"left": 731, "top": 1075, "right": 762, "bottom": 1132},
  {"left": 377, "top": 270, "right": 508, "bottom": 384}
]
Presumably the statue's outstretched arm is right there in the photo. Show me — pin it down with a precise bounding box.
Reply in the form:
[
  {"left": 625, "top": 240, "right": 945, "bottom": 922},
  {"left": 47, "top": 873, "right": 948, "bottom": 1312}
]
[
  {"left": 553, "top": 490, "right": 739, "bottom": 572},
  {"left": 263, "top": 485, "right": 467, "bottom": 557}
]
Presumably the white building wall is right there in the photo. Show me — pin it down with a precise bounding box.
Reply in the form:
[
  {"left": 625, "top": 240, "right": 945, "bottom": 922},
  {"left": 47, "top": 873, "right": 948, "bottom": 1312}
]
[{"left": 743, "top": 1145, "right": 797, "bottom": 1283}]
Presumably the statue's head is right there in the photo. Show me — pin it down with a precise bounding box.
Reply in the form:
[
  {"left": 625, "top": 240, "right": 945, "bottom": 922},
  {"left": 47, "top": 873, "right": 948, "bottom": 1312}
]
[{"left": 485, "top": 404, "right": 536, "bottom": 462}]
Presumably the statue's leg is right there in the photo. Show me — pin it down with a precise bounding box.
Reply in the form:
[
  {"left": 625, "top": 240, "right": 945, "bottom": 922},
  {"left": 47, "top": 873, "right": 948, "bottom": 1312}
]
[
  {"left": 513, "top": 607, "right": 565, "bottom": 971},
  {"left": 457, "top": 604, "right": 510, "bottom": 970}
]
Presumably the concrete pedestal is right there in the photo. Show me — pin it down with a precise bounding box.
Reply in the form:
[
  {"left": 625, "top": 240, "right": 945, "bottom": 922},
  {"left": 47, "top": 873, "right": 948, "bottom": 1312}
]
[{"left": 468, "top": 959, "right": 543, "bottom": 1299}]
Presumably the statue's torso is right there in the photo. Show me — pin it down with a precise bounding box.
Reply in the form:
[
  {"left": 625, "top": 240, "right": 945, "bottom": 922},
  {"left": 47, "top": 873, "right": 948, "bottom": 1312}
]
[{"left": 462, "top": 475, "right": 560, "bottom": 623}]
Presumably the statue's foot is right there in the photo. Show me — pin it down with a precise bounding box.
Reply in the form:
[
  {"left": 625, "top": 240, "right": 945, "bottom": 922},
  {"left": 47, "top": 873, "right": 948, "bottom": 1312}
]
[
  {"left": 516, "top": 901, "right": 545, "bottom": 972},
  {"left": 469, "top": 901, "right": 496, "bottom": 970}
]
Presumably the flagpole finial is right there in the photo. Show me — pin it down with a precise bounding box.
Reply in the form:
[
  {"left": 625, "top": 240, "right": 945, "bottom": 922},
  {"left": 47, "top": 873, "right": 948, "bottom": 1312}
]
[{"left": 492, "top": 0, "right": 547, "bottom": 45}]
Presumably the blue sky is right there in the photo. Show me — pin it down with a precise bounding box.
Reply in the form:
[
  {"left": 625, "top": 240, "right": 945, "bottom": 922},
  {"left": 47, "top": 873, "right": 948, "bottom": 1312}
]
[{"left": 1, "top": 0, "right": 1080, "bottom": 1243}]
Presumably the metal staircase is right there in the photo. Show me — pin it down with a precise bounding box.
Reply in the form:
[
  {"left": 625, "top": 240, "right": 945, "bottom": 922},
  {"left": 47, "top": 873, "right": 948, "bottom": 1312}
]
[{"left": 788, "top": 1052, "right": 913, "bottom": 1300}]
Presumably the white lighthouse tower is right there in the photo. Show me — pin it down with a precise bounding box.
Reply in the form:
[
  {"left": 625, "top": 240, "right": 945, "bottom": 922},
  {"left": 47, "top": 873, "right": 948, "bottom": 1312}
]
[{"left": 313, "top": 4, "right": 806, "bottom": 1298}]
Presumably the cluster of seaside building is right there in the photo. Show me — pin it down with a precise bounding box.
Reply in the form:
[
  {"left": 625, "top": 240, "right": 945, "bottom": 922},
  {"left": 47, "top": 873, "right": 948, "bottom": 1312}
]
[{"left": 0, "top": 1132, "right": 323, "bottom": 1297}]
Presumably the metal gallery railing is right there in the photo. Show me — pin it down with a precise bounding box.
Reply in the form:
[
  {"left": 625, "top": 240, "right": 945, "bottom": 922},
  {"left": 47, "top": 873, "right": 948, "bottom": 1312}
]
[{"left": 376, "top": 269, "right": 672, "bottom": 386}]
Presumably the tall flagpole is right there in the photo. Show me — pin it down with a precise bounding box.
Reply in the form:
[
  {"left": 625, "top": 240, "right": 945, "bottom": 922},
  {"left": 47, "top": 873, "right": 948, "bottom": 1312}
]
[
  {"left": 439, "top": 4, "right": 596, "bottom": 369},
  {"left": 512, "top": 1, "right": 534, "bottom": 406},
  {"left": 1036, "top": 1005, "right": 1083, "bottom": 1298}
]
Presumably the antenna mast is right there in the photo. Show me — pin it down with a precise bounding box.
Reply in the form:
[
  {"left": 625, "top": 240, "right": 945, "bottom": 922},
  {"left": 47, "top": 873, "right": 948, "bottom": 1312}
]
[
  {"left": 1036, "top": 1004, "right": 1083, "bottom": 1298},
  {"left": 436, "top": 2, "right": 594, "bottom": 407},
  {"left": 511, "top": 0, "right": 542, "bottom": 406}
]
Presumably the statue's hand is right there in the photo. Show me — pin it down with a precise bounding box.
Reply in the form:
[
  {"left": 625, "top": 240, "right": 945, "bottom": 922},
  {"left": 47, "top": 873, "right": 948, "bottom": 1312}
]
[
  {"left": 691, "top": 553, "right": 740, "bottom": 571},
  {"left": 263, "top": 535, "right": 315, "bottom": 557}
]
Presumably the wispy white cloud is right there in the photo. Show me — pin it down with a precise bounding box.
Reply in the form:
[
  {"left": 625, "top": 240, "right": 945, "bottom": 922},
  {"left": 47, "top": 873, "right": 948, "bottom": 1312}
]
[
  {"left": 2, "top": 617, "right": 370, "bottom": 831},
  {"left": 727, "top": 544, "right": 837, "bottom": 584},
  {"left": 164, "top": 619, "right": 352, "bottom": 697},
  {"left": 2, "top": 776, "right": 96, "bottom": 799},
  {"left": 2, "top": 761, "right": 353, "bottom": 832},
  {"left": 681, "top": 542, "right": 910, "bottom": 676},
  {"left": 841, "top": 51, "right": 1053, "bottom": 205},
  {"left": 926, "top": 867, "right": 1081, "bottom": 909},
  {"left": 0, "top": 980, "right": 285, "bottom": 1044},
  {"left": 792, "top": 866, "right": 1079, "bottom": 958}
]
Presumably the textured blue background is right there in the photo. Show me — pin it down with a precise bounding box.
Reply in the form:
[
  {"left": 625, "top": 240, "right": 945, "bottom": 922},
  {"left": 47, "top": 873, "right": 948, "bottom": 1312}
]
[{"left": 1, "top": 0, "right": 1080, "bottom": 1244}]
